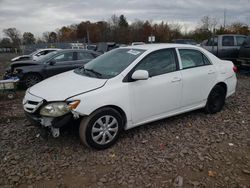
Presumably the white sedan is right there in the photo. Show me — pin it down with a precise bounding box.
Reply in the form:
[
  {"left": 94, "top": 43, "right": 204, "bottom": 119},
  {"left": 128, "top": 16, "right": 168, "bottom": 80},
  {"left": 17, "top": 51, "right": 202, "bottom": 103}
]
[{"left": 23, "top": 44, "right": 237, "bottom": 149}]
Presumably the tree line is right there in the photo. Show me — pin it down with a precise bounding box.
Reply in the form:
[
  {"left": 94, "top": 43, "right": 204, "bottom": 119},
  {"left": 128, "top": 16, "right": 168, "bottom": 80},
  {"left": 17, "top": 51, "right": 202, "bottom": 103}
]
[{"left": 0, "top": 15, "right": 249, "bottom": 49}]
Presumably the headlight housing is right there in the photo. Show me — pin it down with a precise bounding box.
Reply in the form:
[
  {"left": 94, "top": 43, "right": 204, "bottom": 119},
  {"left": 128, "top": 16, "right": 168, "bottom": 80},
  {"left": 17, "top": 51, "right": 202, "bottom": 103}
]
[{"left": 40, "top": 101, "right": 80, "bottom": 117}]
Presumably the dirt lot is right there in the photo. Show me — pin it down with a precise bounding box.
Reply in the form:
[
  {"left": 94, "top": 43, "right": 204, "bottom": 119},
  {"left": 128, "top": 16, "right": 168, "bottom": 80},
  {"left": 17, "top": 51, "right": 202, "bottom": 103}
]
[{"left": 0, "top": 54, "right": 250, "bottom": 188}]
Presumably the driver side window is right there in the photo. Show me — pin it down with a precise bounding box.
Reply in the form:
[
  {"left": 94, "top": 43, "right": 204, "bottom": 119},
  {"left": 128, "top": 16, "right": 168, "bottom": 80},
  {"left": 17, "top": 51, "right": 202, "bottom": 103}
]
[
  {"left": 134, "top": 49, "right": 177, "bottom": 77},
  {"left": 52, "top": 52, "right": 74, "bottom": 63}
]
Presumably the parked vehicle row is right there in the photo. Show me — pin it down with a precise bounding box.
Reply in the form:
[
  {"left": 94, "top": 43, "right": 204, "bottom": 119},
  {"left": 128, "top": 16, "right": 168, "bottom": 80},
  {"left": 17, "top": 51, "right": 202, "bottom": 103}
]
[
  {"left": 23, "top": 44, "right": 237, "bottom": 149},
  {"left": 4, "top": 49, "right": 101, "bottom": 88}
]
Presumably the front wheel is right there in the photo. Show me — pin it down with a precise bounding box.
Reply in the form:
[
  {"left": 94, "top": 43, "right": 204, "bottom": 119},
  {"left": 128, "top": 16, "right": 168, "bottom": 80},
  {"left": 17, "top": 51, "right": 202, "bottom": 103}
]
[
  {"left": 23, "top": 73, "right": 42, "bottom": 88},
  {"left": 79, "top": 108, "right": 123, "bottom": 150},
  {"left": 205, "top": 85, "right": 226, "bottom": 114}
]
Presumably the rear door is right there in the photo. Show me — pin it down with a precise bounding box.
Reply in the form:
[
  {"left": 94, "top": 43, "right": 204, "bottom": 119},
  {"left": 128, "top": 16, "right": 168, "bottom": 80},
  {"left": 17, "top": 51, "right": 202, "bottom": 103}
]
[
  {"left": 178, "top": 49, "right": 217, "bottom": 109},
  {"left": 44, "top": 51, "right": 77, "bottom": 77}
]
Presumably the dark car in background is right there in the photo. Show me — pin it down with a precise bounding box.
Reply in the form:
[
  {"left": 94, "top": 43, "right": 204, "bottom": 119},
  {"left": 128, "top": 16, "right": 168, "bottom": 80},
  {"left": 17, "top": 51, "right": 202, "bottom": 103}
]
[
  {"left": 237, "top": 35, "right": 250, "bottom": 68},
  {"left": 4, "top": 49, "right": 100, "bottom": 88}
]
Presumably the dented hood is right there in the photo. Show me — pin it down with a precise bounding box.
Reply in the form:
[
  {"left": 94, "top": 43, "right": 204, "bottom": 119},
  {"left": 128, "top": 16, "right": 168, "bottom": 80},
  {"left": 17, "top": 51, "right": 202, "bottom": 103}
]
[{"left": 29, "top": 70, "right": 107, "bottom": 101}]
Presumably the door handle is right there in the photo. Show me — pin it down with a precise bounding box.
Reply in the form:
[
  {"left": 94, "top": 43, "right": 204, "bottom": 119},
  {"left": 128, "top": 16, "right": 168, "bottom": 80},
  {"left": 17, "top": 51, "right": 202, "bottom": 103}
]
[
  {"left": 171, "top": 77, "right": 181, "bottom": 82},
  {"left": 208, "top": 70, "right": 215, "bottom": 74}
]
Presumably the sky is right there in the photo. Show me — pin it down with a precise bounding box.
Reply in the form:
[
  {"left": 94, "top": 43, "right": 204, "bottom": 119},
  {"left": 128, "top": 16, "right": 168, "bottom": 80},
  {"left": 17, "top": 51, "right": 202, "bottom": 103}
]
[{"left": 0, "top": 0, "right": 249, "bottom": 38}]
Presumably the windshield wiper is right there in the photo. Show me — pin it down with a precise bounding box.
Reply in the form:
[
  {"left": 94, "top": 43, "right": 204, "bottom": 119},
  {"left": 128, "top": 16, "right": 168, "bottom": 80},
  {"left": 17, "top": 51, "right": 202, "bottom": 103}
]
[{"left": 81, "top": 67, "right": 102, "bottom": 78}]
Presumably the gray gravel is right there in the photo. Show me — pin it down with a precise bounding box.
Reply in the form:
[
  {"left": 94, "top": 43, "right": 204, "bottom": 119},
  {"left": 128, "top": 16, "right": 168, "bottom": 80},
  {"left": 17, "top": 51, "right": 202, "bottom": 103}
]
[{"left": 0, "top": 74, "right": 250, "bottom": 188}]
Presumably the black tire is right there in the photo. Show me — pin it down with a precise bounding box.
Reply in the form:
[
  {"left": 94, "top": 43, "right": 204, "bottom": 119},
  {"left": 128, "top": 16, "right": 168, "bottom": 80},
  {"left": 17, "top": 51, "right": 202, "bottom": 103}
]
[
  {"left": 79, "top": 107, "right": 123, "bottom": 150},
  {"left": 205, "top": 85, "right": 226, "bottom": 114},
  {"left": 23, "top": 73, "right": 42, "bottom": 88}
]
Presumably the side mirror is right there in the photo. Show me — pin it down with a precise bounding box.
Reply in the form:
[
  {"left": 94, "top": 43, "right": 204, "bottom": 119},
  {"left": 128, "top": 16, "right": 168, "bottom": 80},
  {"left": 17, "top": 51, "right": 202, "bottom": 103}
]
[
  {"left": 49, "top": 60, "right": 56, "bottom": 65},
  {"left": 131, "top": 70, "right": 149, "bottom": 80}
]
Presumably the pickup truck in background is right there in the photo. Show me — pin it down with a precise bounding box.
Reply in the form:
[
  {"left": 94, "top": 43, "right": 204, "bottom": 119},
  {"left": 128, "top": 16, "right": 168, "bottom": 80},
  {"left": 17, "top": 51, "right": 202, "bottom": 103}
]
[
  {"left": 237, "top": 35, "right": 250, "bottom": 67},
  {"left": 201, "top": 34, "right": 247, "bottom": 65}
]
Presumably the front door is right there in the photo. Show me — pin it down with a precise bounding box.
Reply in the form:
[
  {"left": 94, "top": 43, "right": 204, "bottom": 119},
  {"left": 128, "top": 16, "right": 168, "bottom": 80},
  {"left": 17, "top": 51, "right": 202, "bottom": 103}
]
[
  {"left": 45, "top": 52, "right": 77, "bottom": 77},
  {"left": 129, "top": 48, "right": 182, "bottom": 124}
]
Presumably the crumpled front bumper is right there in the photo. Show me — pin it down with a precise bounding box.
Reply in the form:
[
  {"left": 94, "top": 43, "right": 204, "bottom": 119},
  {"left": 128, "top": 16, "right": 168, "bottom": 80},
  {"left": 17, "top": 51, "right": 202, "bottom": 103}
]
[
  {"left": 23, "top": 90, "right": 74, "bottom": 129},
  {"left": 3, "top": 70, "right": 24, "bottom": 81},
  {"left": 25, "top": 111, "right": 73, "bottom": 128}
]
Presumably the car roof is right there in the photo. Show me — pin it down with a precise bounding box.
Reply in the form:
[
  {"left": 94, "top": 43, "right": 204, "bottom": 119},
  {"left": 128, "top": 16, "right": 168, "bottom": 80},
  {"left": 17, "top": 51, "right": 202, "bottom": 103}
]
[
  {"left": 121, "top": 43, "right": 199, "bottom": 51},
  {"left": 55, "top": 49, "right": 98, "bottom": 53},
  {"left": 37, "top": 48, "right": 60, "bottom": 51}
]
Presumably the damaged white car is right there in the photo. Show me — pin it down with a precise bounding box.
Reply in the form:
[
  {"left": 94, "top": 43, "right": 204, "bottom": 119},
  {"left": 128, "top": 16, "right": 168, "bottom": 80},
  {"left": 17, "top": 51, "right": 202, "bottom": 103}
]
[{"left": 23, "top": 44, "right": 237, "bottom": 149}]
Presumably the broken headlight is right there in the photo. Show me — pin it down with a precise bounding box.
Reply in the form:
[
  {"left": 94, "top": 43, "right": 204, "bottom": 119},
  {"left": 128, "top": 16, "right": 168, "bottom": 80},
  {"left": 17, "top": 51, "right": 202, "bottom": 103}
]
[{"left": 40, "top": 101, "right": 80, "bottom": 117}]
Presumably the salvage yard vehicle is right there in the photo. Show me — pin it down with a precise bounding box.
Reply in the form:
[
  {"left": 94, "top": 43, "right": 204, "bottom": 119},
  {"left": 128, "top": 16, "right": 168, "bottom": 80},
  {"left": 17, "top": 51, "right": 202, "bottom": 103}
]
[
  {"left": 11, "top": 48, "right": 60, "bottom": 62},
  {"left": 23, "top": 44, "right": 237, "bottom": 149},
  {"left": 201, "top": 34, "right": 246, "bottom": 64},
  {"left": 0, "top": 78, "right": 19, "bottom": 99},
  {"left": 237, "top": 35, "right": 250, "bottom": 68},
  {"left": 4, "top": 49, "right": 100, "bottom": 88}
]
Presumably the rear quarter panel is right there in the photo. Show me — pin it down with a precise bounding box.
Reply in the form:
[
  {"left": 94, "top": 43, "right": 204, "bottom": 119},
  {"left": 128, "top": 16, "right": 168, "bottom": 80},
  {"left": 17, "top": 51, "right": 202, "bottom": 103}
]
[{"left": 215, "top": 60, "right": 237, "bottom": 97}]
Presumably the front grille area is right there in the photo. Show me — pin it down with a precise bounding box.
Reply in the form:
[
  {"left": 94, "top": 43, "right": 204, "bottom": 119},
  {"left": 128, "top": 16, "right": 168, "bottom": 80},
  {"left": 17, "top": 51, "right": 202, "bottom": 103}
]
[
  {"left": 23, "top": 92, "right": 44, "bottom": 113},
  {"left": 23, "top": 100, "right": 43, "bottom": 113},
  {"left": 27, "top": 100, "right": 39, "bottom": 105}
]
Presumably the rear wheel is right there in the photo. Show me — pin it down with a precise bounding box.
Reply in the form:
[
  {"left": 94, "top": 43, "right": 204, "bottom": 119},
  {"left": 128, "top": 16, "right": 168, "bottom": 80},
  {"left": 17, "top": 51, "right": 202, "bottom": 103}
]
[
  {"left": 205, "top": 85, "right": 226, "bottom": 114},
  {"left": 79, "top": 107, "right": 123, "bottom": 150},
  {"left": 24, "top": 73, "right": 42, "bottom": 88}
]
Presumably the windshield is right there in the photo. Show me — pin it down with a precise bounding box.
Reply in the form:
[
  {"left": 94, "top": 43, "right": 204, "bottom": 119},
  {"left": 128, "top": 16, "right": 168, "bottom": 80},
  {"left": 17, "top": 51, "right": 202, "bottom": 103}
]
[
  {"left": 37, "top": 51, "right": 58, "bottom": 62},
  {"left": 29, "top": 49, "right": 40, "bottom": 56},
  {"left": 74, "top": 48, "right": 145, "bottom": 79}
]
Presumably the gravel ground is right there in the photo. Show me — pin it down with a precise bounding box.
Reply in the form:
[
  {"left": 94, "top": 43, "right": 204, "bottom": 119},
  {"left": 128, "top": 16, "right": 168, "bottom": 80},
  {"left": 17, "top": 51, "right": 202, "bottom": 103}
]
[{"left": 0, "top": 56, "right": 250, "bottom": 187}]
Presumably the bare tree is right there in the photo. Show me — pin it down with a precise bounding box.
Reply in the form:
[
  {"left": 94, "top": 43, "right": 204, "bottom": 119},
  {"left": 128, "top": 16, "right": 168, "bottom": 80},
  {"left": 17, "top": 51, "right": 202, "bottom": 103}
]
[
  {"left": 3, "top": 28, "right": 21, "bottom": 47},
  {"left": 42, "top": 31, "right": 50, "bottom": 43},
  {"left": 200, "top": 16, "right": 218, "bottom": 32}
]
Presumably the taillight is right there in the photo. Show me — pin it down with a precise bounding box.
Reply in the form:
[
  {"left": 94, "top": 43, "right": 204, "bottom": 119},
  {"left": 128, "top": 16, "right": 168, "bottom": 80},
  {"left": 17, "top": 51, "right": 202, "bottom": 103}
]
[{"left": 233, "top": 65, "right": 238, "bottom": 73}]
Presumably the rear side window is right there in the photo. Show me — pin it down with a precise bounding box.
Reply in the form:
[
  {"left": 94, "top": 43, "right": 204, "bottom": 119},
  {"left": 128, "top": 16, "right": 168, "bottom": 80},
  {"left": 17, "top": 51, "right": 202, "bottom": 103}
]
[
  {"left": 52, "top": 52, "right": 74, "bottom": 62},
  {"left": 135, "top": 49, "right": 177, "bottom": 77},
  {"left": 36, "top": 51, "right": 46, "bottom": 56},
  {"left": 179, "top": 49, "right": 211, "bottom": 69},
  {"left": 78, "top": 52, "right": 94, "bottom": 60},
  {"left": 222, "top": 36, "right": 234, "bottom": 46},
  {"left": 44, "top": 50, "right": 55, "bottom": 55}
]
